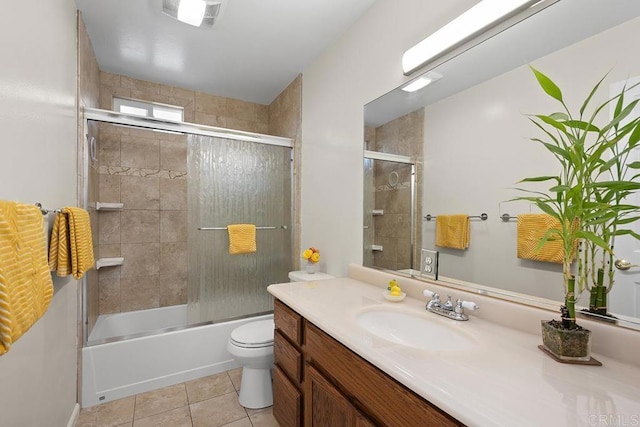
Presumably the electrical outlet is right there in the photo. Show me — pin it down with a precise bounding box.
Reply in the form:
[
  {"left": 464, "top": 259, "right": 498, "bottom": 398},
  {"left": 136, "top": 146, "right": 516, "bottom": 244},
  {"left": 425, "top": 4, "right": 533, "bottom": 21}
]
[{"left": 421, "top": 249, "right": 439, "bottom": 280}]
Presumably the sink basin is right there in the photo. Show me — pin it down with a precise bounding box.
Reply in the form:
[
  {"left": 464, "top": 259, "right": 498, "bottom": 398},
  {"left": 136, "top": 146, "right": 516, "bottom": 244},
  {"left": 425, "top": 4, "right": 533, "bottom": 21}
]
[{"left": 356, "top": 309, "right": 476, "bottom": 351}]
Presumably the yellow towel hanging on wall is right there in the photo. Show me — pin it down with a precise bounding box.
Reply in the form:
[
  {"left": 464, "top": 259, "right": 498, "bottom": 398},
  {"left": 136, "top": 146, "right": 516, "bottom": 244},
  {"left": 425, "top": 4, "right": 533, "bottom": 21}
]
[
  {"left": 435, "top": 214, "right": 470, "bottom": 250},
  {"left": 228, "top": 224, "right": 257, "bottom": 254},
  {"left": 48, "top": 207, "right": 95, "bottom": 279},
  {"left": 0, "top": 200, "right": 54, "bottom": 356},
  {"left": 517, "top": 214, "right": 568, "bottom": 264}
]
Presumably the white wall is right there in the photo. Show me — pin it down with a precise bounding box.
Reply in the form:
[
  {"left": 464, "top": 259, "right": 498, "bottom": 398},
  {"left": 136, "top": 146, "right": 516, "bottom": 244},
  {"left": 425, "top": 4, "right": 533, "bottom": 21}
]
[
  {"left": 0, "top": 0, "right": 79, "bottom": 425},
  {"left": 301, "top": 0, "right": 477, "bottom": 277},
  {"left": 422, "top": 16, "right": 640, "bottom": 305}
]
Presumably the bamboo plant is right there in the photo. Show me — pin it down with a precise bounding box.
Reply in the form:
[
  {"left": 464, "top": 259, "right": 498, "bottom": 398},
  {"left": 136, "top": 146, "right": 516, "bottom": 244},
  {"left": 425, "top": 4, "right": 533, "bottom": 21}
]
[{"left": 514, "top": 66, "right": 640, "bottom": 330}]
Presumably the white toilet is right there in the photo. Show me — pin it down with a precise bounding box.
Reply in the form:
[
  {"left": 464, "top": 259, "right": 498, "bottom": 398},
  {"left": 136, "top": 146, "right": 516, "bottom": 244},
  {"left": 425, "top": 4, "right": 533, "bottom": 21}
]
[{"left": 227, "top": 270, "right": 335, "bottom": 409}]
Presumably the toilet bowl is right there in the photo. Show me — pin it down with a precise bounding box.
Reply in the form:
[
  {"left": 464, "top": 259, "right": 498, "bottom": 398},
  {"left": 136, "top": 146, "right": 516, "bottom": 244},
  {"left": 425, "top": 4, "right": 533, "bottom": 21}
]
[{"left": 227, "top": 318, "right": 275, "bottom": 409}]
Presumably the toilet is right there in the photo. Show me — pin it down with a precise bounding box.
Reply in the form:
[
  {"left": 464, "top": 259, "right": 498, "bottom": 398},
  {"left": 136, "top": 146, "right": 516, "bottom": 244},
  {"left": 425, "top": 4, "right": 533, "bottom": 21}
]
[{"left": 227, "top": 270, "right": 335, "bottom": 409}]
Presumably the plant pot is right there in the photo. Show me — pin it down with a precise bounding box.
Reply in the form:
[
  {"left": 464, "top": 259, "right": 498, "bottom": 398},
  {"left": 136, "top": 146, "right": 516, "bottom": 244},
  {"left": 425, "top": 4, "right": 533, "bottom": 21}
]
[
  {"left": 541, "top": 320, "right": 592, "bottom": 362},
  {"left": 305, "top": 262, "right": 318, "bottom": 274}
]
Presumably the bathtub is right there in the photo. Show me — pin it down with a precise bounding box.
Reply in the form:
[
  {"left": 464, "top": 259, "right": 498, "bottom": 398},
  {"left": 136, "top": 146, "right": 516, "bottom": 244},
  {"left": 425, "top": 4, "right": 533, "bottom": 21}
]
[{"left": 82, "top": 304, "right": 272, "bottom": 407}]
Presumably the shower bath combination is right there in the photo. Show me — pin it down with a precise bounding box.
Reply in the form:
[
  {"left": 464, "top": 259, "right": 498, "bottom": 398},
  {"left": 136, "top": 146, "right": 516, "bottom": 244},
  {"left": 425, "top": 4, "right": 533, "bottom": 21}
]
[{"left": 80, "top": 108, "right": 293, "bottom": 407}]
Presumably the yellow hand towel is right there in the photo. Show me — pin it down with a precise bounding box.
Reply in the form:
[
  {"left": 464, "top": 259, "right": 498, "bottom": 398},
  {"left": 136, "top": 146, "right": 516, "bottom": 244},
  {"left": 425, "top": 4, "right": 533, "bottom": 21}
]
[
  {"left": 63, "top": 207, "right": 95, "bottom": 279},
  {"left": 435, "top": 214, "right": 470, "bottom": 250},
  {"left": 49, "top": 212, "right": 72, "bottom": 277},
  {"left": 228, "top": 224, "right": 257, "bottom": 255},
  {"left": 0, "top": 201, "right": 54, "bottom": 355},
  {"left": 517, "top": 214, "right": 569, "bottom": 264}
]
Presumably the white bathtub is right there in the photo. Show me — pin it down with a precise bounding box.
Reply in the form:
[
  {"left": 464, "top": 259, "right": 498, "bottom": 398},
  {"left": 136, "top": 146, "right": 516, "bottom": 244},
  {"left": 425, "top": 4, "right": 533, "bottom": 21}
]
[{"left": 82, "top": 305, "right": 272, "bottom": 407}]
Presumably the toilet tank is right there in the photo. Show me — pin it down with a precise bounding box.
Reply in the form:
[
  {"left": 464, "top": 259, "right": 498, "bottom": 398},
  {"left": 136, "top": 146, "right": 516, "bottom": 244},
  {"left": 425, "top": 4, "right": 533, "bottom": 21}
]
[{"left": 288, "top": 271, "right": 335, "bottom": 282}]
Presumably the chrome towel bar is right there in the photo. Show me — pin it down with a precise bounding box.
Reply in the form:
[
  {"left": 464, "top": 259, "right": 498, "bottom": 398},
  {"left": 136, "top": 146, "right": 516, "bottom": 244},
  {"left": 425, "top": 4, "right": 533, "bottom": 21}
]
[
  {"left": 424, "top": 213, "right": 488, "bottom": 221},
  {"left": 198, "top": 225, "right": 288, "bottom": 231}
]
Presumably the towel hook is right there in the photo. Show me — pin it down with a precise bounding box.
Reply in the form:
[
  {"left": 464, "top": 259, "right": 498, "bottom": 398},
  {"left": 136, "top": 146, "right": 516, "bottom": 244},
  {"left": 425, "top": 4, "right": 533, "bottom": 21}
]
[{"left": 35, "top": 203, "right": 61, "bottom": 216}]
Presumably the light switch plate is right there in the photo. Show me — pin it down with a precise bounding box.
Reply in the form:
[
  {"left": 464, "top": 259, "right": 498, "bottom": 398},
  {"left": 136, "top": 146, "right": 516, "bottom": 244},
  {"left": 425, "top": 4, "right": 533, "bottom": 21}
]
[{"left": 421, "top": 249, "right": 439, "bottom": 280}]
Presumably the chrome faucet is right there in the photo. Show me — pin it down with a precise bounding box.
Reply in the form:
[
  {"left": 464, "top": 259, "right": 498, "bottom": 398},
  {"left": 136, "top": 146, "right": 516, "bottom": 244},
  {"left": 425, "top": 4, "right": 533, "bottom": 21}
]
[{"left": 423, "top": 290, "right": 478, "bottom": 321}]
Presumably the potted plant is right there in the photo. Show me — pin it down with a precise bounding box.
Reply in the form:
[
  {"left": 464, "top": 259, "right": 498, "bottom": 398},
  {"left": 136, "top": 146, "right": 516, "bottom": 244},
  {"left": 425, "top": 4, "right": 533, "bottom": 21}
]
[{"left": 513, "top": 66, "right": 640, "bottom": 362}]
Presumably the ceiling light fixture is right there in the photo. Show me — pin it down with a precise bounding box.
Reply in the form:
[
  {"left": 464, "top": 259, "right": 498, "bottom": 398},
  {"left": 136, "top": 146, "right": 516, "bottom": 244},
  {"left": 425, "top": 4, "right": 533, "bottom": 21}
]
[
  {"left": 162, "top": 0, "right": 223, "bottom": 28},
  {"left": 402, "top": 0, "right": 542, "bottom": 75},
  {"left": 401, "top": 72, "right": 443, "bottom": 93}
]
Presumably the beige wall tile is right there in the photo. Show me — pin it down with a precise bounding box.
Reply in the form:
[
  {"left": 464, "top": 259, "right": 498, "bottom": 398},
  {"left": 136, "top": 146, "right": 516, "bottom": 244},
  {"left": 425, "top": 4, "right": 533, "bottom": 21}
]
[
  {"left": 160, "top": 210, "right": 187, "bottom": 242},
  {"left": 99, "top": 211, "right": 121, "bottom": 244},
  {"left": 160, "top": 178, "right": 187, "bottom": 210},
  {"left": 100, "top": 86, "right": 131, "bottom": 110},
  {"left": 120, "top": 275, "right": 159, "bottom": 311},
  {"left": 194, "top": 111, "right": 224, "bottom": 127},
  {"left": 121, "top": 210, "right": 160, "bottom": 244},
  {"left": 160, "top": 84, "right": 195, "bottom": 101},
  {"left": 99, "top": 133, "right": 121, "bottom": 167},
  {"left": 160, "top": 241, "right": 187, "bottom": 276},
  {"left": 121, "top": 76, "right": 160, "bottom": 97},
  {"left": 160, "top": 140, "right": 187, "bottom": 173},
  {"left": 100, "top": 244, "right": 121, "bottom": 258},
  {"left": 100, "top": 71, "right": 121, "bottom": 88},
  {"left": 227, "top": 98, "right": 258, "bottom": 122},
  {"left": 100, "top": 174, "right": 121, "bottom": 202},
  {"left": 159, "top": 273, "right": 187, "bottom": 306},
  {"left": 98, "top": 268, "right": 121, "bottom": 314},
  {"left": 120, "top": 243, "right": 160, "bottom": 278},
  {"left": 195, "top": 92, "right": 226, "bottom": 114},
  {"left": 121, "top": 176, "right": 160, "bottom": 210},
  {"left": 121, "top": 135, "right": 159, "bottom": 170}
]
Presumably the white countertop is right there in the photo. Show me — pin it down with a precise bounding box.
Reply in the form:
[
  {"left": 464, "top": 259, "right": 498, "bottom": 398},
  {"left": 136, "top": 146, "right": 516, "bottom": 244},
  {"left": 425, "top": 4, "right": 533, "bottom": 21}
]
[{"left": 268, "top": 277, "right": 640, "bottom": 427}]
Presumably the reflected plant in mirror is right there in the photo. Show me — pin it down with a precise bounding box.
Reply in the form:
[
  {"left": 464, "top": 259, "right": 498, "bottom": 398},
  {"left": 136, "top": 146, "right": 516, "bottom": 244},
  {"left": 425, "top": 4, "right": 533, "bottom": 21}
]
[
  {"left": 363, "top": 0, "right": 640, "bottom": 328},
  {"left": 511, "top": 67, "right": 640, "bottom": 339}
]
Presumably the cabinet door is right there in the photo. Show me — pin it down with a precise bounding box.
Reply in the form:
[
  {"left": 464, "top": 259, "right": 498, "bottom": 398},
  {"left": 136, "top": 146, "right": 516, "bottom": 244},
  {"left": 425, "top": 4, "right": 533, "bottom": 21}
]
[
  {"left": 305, "top": 364, "right": 351, "bottom": 427},
  {"left": 273, "top": 366, "right": 302, "bottom": 427}
]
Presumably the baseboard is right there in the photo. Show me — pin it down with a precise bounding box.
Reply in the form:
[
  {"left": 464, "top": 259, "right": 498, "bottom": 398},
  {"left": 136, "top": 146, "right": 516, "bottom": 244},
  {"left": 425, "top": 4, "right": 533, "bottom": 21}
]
[{"left": 67, "top": 403, "right": 80, "bottom": 427}]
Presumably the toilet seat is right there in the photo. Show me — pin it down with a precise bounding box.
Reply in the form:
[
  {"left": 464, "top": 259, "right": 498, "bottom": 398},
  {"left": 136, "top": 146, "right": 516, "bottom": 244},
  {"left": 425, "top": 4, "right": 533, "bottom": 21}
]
[{"left": 230, "top": 319, "right": 274, "bottom": 348}]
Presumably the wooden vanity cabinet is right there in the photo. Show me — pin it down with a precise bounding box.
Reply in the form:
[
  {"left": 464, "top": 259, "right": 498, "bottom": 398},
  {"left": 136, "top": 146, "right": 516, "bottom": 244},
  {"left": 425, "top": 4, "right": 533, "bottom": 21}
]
[
  {"left": 273, "top": 299, "right": 304, "bottom": 427},
  {"left": 273, "top": 298, "right": 463, "bottom": 427}
]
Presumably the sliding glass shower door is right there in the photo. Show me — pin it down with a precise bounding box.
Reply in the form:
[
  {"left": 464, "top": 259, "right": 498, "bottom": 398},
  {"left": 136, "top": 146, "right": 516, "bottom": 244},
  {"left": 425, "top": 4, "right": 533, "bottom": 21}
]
[{"left": 187, "top": 135, "right": 292, "bottom": 324}]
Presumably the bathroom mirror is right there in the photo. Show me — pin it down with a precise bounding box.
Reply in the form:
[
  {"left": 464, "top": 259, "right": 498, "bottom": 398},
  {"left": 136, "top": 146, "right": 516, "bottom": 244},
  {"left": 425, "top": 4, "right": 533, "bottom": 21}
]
[{"left": 364, "top": 0, "right": 640, "bottom": 325}]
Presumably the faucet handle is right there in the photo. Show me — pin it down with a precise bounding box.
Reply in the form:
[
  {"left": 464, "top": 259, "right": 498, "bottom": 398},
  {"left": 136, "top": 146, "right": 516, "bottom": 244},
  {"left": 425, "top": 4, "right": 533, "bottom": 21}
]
[
  {"left": 456, "top": 299, "right": 479, "bottom": 311},
  {"left": 443, "top": 296, "right": 454, "bottom": 310},
  {"left": 423, "top": 290, "right": 440, "bottom": 301}
]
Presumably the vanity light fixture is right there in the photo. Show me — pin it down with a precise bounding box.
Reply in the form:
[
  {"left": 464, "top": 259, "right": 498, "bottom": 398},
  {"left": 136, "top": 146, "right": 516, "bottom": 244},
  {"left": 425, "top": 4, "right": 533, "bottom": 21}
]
[
  {"left": 402, "top": 0, "right": 542, "bottom": 75},
  {"left": 401, "top": 72, "right": 443, "bottom": 93},
  {"left": 162, "top": 0, "right": 223, "bottom": 28}
]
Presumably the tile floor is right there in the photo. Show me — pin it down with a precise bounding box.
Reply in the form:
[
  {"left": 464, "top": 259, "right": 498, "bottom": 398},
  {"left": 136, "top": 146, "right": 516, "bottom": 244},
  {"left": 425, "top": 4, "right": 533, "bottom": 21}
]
[{"left": 77, "top": 368, "right": 279, "bottom": 427}]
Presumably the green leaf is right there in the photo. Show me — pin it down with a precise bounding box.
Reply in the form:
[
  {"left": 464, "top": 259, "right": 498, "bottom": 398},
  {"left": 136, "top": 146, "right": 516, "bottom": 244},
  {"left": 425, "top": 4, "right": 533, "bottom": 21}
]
[
  {"left": 518, "top": 176, "right": 560, "bottom": 184},
  {"left": 629, "top": 121, "right": 640, "bottom": 148},
  {"left": 536, "top": 115, "right": 567, "bottom": 132},
  {"left": 628, "top": 161, "right": 640, "bottom": 169},
  {"left": 580, "top": 72, "right": 609, "bottom": 117},
  {"left": 564, "top": 120, "right": 600, "bottom": 132},
  {"left": 531, "top": 66, "right": 563, "bottom": 102}
]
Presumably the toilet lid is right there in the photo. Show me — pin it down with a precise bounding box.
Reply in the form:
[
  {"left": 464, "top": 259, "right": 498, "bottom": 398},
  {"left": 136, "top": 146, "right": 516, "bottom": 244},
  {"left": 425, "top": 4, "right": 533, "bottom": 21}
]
[{"left": 230, "top": 319, "right": 274, "bottom": 348}]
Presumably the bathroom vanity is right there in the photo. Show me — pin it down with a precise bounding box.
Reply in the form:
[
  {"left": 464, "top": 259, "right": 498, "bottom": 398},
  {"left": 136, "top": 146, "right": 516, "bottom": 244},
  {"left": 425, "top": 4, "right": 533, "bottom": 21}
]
[{"left": 267, "top": 265, "right": 640, "bottom": 427}]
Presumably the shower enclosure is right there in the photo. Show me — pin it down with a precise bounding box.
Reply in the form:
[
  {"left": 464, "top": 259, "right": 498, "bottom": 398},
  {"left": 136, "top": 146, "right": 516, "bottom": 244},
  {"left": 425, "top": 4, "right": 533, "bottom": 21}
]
[
  {"left": 363, "top": 151, "right": 417, "bottom": 272},
  {"left": 81, "top": 108, "right": 292, "bottom": 406}
]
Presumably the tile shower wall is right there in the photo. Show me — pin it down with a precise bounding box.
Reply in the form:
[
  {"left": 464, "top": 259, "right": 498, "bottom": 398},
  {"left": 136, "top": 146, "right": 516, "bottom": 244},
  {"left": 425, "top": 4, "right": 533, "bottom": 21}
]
[
  {"left": 370, "top": 109, "right": 424, "bottom": 271},
  {"left": 95, "top": 73, "right": 298, "bottom": 315}
]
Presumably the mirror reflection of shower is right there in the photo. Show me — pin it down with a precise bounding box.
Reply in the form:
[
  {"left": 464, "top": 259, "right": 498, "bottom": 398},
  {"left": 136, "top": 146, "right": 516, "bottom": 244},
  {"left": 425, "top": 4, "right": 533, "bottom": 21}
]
[
  {"left": 363, "top": 152, "right": 416, "bottom": 272},
  {"left": 363, "top": 108, "right": 424, "bottom": 274}
]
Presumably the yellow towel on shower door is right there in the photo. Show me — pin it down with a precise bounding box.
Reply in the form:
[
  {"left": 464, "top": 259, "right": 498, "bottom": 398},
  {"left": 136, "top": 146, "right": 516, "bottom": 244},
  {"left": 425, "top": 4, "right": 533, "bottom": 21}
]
[
  {"left": 435, "top": 214, "right": 470, "bottom": 250},
  {"left": 49, "top": 212, "right": 72, "bottom": 277},
  {"left": 228, "top": 224, "right": 257, "bottom": 254},
  {"left": 0, "top": 200, "right": 54, "bottom": 356}
]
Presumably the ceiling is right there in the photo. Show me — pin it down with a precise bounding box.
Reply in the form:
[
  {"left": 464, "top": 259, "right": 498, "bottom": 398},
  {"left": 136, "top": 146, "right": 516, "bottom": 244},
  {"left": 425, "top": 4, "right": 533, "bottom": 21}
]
[{"left": 75, "top": 0, "right": 377, "bottom": 105}]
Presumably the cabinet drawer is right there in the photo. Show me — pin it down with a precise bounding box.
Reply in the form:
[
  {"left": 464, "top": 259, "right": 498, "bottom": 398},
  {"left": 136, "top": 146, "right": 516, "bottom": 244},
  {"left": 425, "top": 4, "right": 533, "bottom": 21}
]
[
  {"left": 305, "top": 322, "right": 462, "bottom": 427},
  {"left": 273, "top": 365, "right": 302, "bottom": 427},
  {"left": 275, "top": 331, "right": 302, "bottom": 384},
  {"left": 274, "top": 299, "right": 303, "bottom": 345}
]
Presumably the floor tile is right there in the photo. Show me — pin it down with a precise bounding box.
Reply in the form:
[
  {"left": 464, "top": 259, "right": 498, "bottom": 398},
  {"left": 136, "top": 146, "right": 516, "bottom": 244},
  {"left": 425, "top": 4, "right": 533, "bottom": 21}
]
[
  {"left": 133, "top": 406, "right": 192, "bottom": 427},
  {"left": 228, "top": 368, "right": 242, "bottom": 392},
  {"left": 249, "top": 407, "right": 279, "bottom": 427},
  {"left": 190, "top": 391, "right": 248, "bottom": 427},
  {"left": 221, "top": 417, "right": 252, "bottom": 427},
  {"left": 186, "top": 372, "right": 236, "bottom": 404},
  {"left": 134, "top": 383, "right": 188, "bottom": 420},
  {"left": 77, "top": 396, "right": 135, "bottom": 427}
]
